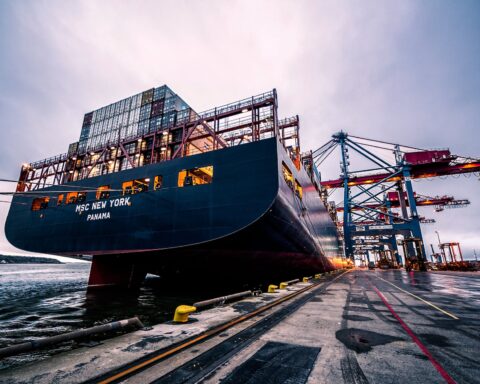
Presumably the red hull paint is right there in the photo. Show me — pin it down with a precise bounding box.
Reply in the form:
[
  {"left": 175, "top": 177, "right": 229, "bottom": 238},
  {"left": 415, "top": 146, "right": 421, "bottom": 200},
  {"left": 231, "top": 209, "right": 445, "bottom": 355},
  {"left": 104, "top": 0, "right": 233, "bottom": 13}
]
[{"left": 88, "top": 256, "right": 147, "bottom": 290}]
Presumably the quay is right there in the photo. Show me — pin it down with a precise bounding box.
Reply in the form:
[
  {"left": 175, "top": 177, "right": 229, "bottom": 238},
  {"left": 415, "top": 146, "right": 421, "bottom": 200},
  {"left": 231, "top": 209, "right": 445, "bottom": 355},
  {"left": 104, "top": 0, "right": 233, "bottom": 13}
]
[{"left": 1, "top": 269, "right": 478, "bottom": 384}]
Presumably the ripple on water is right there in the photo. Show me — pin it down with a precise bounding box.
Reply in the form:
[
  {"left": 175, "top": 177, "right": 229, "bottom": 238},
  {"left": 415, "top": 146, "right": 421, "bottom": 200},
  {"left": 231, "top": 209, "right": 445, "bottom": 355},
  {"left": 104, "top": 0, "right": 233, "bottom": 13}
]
[{"left": 0, "top": 263, "right": 206, "bottom": 372}]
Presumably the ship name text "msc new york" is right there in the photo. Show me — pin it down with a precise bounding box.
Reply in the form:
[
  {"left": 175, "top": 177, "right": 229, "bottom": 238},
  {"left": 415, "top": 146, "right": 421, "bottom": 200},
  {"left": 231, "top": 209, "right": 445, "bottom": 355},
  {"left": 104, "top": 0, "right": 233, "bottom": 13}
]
[{"left": 74, "top": 197, "right": 131, "bottom": 221}]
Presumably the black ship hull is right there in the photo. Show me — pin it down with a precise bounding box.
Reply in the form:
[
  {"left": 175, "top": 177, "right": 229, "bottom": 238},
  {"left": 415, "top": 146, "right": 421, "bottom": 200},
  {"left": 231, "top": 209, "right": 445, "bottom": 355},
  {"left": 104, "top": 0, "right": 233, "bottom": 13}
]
[{"left": 6, "top": 138, "right": 342, "bottom": 288}]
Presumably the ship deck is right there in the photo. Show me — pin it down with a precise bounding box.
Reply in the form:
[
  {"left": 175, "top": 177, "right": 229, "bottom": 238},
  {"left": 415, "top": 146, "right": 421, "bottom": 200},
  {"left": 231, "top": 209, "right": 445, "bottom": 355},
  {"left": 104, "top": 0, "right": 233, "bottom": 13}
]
[{"left": 1, "top": 269, "right": 478, "bottom": 383}]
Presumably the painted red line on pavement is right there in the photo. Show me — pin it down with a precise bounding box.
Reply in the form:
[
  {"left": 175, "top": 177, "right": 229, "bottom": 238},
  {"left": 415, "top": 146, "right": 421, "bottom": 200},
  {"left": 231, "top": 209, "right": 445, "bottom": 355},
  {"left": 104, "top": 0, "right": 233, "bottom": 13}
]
[{"left": 372, "top": 285, "right": 456, "bottom": 384}]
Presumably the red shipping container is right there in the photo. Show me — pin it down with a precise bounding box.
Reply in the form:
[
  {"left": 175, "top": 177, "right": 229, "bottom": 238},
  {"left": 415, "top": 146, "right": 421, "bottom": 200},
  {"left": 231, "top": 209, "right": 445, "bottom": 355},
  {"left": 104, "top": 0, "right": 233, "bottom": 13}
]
[
  {"left": 387, "top": 191, "right": 414, "bottom": 202},
  {"left": 387, "top": 192, "right": 400, "bottom": 201},
  {"left": 403, "top": 150, "right": 451, "bottom": 165}
]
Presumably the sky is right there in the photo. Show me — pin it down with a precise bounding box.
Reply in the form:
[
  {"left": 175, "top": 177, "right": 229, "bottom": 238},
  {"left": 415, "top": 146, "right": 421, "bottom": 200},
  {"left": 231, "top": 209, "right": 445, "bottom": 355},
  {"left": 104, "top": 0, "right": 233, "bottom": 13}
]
[{"left": 0, "top": 0, "right": 479, "bottom": 261}]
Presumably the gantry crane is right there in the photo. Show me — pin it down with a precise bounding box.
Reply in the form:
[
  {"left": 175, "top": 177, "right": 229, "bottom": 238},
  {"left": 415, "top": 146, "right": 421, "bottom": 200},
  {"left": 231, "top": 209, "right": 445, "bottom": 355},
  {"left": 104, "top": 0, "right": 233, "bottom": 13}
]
[{"left": 310, "top": 132, "right": 479, "bottom": 270}]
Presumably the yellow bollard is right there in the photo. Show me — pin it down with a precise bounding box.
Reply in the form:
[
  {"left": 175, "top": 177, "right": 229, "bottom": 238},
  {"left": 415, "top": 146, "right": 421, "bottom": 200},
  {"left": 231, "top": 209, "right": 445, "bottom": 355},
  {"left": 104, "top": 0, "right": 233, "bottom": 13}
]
[
  {"left": 302, "top": 277, "right": 309, "bottom": 283},
  {"left": 268, "top": 284, "right": 278, "bottom": 293},
  {"left": 279, "top": 282, "right": 288, "bottom": 289},
  {"left": 173, "top": 305, "right": 196, "bottom": 323},
  {"left": 314, "top": 274, "right": 321, "bottom": 279}
]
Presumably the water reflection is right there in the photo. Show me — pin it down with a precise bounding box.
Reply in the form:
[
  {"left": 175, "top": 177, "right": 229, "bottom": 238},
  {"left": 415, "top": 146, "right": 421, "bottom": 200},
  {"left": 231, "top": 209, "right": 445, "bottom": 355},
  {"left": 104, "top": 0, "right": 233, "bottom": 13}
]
[{"left": 387, "top": 268, "right": 479, "bottom": 301}]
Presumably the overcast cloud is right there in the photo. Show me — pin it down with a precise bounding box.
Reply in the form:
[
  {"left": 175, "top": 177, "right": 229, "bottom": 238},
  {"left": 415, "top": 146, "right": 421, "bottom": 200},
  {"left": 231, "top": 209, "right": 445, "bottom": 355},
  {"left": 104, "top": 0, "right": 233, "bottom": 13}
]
[{"left": 0, "top": 0, "right": 479, "bottom": 260}]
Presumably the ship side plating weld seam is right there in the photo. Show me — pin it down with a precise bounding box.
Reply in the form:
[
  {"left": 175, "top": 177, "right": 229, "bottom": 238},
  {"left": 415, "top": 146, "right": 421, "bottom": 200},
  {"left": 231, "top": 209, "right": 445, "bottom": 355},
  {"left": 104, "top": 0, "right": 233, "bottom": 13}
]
[
  {"left": 372, "top": 286, "right": 457, "bottom": 384},
  {"left": 376, "top": 276, "right": 459, "bottom": 320},
  {"left": 93, "top": 271, "right": 350, "bottom": 384}
]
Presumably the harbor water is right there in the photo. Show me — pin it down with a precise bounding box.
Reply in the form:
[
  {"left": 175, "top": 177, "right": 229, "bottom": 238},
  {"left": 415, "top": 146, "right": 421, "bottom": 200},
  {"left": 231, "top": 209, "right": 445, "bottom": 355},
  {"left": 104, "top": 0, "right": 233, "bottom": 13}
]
[{"left": 0, "top": 262, "right": 204, "bottom": 371}]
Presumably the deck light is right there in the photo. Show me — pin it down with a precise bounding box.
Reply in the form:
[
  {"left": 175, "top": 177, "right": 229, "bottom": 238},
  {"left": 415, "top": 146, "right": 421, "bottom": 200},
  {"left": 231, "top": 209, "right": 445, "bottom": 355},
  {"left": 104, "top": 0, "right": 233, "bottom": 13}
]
[
  {"left": 242, "top": 108, "right": 249, "bottom": 113},
  {"left": 160, "top": 147, "right": 167, "bottom": 151}
]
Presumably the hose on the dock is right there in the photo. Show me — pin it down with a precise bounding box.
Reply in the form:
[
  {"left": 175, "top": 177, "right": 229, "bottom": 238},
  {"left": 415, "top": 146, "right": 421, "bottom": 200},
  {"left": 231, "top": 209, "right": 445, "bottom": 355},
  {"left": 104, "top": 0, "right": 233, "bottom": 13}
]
[
  {"left": 0, "top": 317, "right": 144, "bottom": 359},
  {"left": 193, "top": 290, "right": 252, "bottom": 309}
]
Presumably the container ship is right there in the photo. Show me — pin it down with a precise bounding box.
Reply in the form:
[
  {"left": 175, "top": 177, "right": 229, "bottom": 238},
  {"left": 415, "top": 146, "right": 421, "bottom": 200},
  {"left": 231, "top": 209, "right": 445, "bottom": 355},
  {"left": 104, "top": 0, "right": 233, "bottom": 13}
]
[{"left": 5, "top": 86, "right": 343, "bottom": 289}]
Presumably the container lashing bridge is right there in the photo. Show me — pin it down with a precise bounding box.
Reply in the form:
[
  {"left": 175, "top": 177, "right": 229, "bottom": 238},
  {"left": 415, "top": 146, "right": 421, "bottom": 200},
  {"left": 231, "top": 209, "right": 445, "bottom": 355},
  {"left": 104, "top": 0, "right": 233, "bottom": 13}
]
[
  {"left": 311, "top": 131, "right": 479, "bottom": 270},
  {"left": 16, "top": 89, "right": 301, "bottom": 193}
]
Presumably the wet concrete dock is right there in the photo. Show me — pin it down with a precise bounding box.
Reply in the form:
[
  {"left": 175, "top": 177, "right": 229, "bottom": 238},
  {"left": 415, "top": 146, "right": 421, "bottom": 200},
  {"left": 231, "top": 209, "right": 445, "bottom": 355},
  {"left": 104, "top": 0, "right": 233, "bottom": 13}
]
[{"left": 1, "top": 269, "right": 479, "bottom": 383}]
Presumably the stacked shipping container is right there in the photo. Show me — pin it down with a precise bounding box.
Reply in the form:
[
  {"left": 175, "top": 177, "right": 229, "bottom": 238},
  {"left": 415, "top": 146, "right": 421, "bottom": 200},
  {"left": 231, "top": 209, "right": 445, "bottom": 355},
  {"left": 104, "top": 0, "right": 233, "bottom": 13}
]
[{"left": 77, "top": 85, "right": 195, "bottom": 154}]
